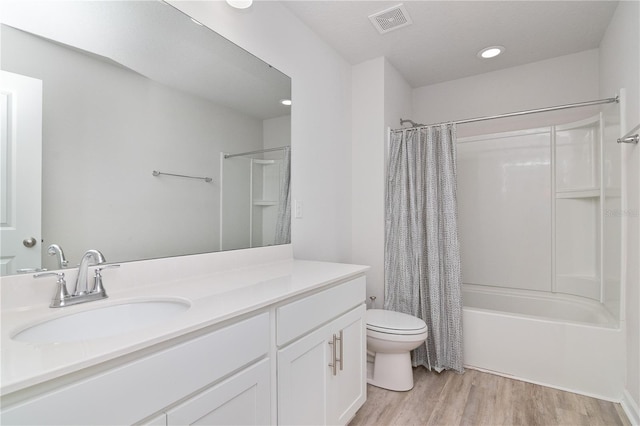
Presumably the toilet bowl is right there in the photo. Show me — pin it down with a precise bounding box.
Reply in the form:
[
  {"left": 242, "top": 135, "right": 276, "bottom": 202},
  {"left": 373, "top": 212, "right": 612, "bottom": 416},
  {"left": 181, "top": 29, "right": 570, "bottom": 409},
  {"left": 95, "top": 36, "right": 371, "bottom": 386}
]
[{"left": 366, "top": 309, "right": 428, "bottom": 391}]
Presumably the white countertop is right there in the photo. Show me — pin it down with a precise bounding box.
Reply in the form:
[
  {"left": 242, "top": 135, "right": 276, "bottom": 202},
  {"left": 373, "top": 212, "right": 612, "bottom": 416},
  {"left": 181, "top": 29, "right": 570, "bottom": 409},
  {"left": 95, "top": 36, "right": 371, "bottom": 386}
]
[{"left": 0, "top": 257, "right": 368, "bottom": 396}]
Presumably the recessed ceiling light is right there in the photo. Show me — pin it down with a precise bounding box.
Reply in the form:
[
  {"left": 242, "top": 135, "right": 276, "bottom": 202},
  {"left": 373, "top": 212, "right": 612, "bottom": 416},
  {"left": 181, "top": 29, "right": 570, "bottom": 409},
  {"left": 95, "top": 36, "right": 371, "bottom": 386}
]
[
  {"left": 478, "top": 46, "right": 505, "bottom": 59},
  {"left": 226, "top": 0, "right": 253, "bottom": 9},
  {"left": 280, "top": 99, "right": 292, "bottom": 106}
]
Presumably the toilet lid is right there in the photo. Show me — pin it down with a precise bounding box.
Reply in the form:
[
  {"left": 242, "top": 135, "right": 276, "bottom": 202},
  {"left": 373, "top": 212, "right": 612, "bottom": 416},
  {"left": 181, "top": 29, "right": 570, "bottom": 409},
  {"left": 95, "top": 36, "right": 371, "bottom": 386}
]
[{"left": 366, "top": 309, "right": 428, "bottom": 335}]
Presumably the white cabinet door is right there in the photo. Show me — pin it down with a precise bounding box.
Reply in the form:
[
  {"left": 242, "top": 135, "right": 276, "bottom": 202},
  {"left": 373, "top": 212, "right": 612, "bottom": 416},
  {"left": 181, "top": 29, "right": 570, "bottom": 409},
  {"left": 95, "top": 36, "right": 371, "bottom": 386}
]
[
  {"left": 277, "top": 305, "right": 366, "bottom": 426},
  {"left": 277, "top": 323, "right": 331, "bottom": 425},
  {"left": 327, "top": 305, "right": 366, "bottom": 425},
  {"left": 167, "top": 359, "right": 270, "bottom": 426}
]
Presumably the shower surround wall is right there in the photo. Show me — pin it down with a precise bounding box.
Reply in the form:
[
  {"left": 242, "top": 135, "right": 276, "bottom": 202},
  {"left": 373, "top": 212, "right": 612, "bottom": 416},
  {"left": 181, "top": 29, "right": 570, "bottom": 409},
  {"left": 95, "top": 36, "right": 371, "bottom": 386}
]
[
  {"left": 599, "top": 1, "right": 640, "bottom": 419},
  {"left": 457, "top": 113, "right": 619, "bottom": 312},
  {"left": 457, "top": 127, "right": 552, "bottom": 293}
]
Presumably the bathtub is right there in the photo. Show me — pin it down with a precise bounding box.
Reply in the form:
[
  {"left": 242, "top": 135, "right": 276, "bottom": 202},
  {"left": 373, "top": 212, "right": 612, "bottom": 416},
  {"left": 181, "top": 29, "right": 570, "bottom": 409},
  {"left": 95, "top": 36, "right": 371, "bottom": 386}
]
[{"left": 462, "top": 285, "right": 625, "bottom": 401}]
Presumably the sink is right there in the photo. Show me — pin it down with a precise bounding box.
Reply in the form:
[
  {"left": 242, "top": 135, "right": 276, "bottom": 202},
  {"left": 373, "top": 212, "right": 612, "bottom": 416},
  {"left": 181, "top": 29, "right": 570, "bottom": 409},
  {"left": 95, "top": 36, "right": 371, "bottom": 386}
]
[{"left": 12, "top": 299, "right": 191, "bottom": 343}]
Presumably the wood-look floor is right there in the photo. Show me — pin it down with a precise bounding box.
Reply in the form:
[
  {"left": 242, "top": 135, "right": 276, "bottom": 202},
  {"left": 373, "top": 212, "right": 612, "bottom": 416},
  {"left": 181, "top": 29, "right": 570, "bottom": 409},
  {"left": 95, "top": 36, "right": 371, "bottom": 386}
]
[{"left": 349, "top": 367, "right": 630, "bottom": 426}]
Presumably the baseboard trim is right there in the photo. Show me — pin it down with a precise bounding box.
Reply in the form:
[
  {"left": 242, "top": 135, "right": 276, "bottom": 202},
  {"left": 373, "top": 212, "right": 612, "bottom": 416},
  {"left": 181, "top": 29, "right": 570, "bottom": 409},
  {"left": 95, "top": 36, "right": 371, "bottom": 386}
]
[
  {"left": 463, "top": 365, "right": 620, "bottom": 402},
  {"left": 621, "top": 390, "right": 640, "bottom": 426}
]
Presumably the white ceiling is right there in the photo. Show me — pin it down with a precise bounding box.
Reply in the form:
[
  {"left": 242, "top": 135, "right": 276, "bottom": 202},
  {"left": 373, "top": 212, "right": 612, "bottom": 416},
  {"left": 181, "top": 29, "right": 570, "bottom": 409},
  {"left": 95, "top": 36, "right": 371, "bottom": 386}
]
[{"left": 281, "top": 0, "right": 619, "bottom": 88}]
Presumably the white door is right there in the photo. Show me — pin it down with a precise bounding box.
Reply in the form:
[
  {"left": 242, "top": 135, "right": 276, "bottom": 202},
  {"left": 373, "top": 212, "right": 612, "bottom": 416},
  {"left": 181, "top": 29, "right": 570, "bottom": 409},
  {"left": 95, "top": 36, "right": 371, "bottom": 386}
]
[{"left": 0, "top": 70, "right": 43, "bottom": 275}]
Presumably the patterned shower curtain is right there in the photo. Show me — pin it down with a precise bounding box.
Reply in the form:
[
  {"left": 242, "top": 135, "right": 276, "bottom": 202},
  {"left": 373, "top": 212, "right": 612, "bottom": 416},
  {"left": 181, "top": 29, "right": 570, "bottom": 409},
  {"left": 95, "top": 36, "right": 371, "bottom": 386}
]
[
  {"left": 384, "top": 124, "right": 464, "bottom": 373},
  {"left": 274, "top": 146, "right": 291, "bottom": 245}
]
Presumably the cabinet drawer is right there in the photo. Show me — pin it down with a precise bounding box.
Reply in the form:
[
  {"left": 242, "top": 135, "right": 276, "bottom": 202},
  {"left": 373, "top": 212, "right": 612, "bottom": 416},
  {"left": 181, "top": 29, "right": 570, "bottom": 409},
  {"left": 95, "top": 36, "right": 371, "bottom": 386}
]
[
  {"left": 276, "top": 276, "right": 365, "bottom": 346},
  {"left": 1, "top": 313, "right": 270, "bottom": 425}
]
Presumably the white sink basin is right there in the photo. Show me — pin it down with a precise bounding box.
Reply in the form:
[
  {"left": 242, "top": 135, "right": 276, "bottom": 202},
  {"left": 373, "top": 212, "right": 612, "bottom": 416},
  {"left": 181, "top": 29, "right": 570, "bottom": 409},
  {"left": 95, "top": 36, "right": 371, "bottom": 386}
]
[{"left": 13, "top": 299, "right": 191, "bottom": 343}]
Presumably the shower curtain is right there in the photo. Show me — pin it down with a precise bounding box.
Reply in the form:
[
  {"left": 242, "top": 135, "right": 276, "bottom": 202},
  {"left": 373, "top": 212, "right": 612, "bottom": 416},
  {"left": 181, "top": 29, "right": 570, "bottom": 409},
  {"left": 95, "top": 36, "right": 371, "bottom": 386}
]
[
  {"left": 274, "top": 146, "right": 291, "bottom": 244},
  {"left": 384, "top": 124, "right": 464, "bottom": 373}
]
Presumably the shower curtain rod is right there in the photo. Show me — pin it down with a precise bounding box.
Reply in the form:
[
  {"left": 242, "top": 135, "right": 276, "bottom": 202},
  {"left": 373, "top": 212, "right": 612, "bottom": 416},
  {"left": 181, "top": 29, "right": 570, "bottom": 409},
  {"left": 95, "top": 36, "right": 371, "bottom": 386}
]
[
  {"left": 223, "top": 146, "right": 289, "bottom": 159},
  {"left": 395, "top": 96, "right": 619, "bottom": 131}
]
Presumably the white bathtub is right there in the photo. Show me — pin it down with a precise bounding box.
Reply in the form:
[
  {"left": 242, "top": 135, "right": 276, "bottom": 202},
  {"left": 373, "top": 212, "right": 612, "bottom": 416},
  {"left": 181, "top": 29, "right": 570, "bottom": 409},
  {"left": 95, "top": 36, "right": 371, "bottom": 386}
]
[{"left": 462, "top": 285, "right": 625, "bottom": 401}]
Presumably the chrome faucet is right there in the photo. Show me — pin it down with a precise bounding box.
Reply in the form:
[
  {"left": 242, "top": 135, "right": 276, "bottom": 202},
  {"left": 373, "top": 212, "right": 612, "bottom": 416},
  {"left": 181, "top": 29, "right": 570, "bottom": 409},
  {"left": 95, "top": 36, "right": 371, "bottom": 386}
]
[
  {"left": 74, "top": 249, "right": 106, "bottom": 295},
  {"left": 47, "top": 244, "right": 69, "bottom": 269},
  {"left": 35, "top": 249, "right": 119, "bottom": 308}
]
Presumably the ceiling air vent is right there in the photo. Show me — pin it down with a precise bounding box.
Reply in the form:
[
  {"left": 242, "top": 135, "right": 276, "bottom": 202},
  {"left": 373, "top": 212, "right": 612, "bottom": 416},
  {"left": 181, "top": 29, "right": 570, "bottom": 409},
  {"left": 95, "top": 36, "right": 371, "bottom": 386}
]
[{"left": 368, "top": 4, "right": 412, "bottom": 34}]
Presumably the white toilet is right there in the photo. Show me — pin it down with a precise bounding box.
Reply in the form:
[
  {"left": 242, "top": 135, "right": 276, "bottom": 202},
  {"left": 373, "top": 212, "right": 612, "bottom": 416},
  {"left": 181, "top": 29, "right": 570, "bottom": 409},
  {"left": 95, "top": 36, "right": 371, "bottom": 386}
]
[{"left": 366, "top": 309, "right": 428, "bottom": 391}]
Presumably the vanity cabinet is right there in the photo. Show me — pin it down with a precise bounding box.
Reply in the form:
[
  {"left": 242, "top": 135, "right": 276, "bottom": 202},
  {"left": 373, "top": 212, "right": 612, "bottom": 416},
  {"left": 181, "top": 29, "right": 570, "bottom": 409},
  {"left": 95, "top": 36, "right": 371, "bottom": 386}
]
[
  {"left": 276, "top": 277, "right": 366, "bottom": 425},
  {"left": 0, "top": 313, "right": 270, "bottom": 425},
  {"left": 1, "top": 270, "right": 368, "bottom": 426},
  {"left": 277, "top": 305, "right": 366, "bottom": 425}
]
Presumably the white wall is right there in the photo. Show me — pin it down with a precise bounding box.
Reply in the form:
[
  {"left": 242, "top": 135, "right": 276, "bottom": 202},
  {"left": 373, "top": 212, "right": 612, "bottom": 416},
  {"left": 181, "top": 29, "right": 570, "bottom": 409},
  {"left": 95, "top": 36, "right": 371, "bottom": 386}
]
[
  {"left": 263, "top": 115, "right": 291, "bottom": 150},
  {"left": 383, "top": 59, "right": 413, "bottom": 133},
  {"left": 412, "top": 49, "right": 601, "bottom": 138},
  {"left": 2, "top": 25, "right": 263, "bottom": 267},
  {"left": 352, "top": 58, "right": 385, "bottom": 305},
  {"left": 351, "top": 58, "right": 411, "bottom": 306},
  {"left": 599, "top": 1, "right": 640, "bottom": 421},
  {"left": 171, "top": 1, "right": 353, "bottom": 264}
]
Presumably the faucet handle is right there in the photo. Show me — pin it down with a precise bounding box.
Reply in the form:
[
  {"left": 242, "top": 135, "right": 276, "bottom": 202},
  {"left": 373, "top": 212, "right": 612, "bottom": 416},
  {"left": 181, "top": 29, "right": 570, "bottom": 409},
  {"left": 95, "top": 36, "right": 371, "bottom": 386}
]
[
  {"left": 34, "top": 272, "right": 70, "bottom": 308},
  {"left": 95, "top": 264, "right": 121, "bottom": 273},
  {"left": 92, "top": 264, "right": 120, "bottom": 296},
  {"left": 34, "top": 271, "right": 65, "bottom": 280},
  {"left": 18, "top": 267, "right": 48, "bottom": 273}
]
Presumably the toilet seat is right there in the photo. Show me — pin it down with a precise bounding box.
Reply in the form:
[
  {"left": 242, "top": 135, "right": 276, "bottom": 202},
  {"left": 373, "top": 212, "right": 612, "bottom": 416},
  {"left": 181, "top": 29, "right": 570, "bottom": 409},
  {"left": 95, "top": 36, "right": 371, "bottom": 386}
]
[{"left": 366, "top": 309, "right": 428, "bottom": 335}]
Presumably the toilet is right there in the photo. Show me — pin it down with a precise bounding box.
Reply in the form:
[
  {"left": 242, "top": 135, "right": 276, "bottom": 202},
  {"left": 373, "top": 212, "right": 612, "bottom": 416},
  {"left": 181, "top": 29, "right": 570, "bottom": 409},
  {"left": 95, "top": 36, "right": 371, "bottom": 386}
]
[{"left": 366, "top": 309, "right": 428, "bottom": 391}]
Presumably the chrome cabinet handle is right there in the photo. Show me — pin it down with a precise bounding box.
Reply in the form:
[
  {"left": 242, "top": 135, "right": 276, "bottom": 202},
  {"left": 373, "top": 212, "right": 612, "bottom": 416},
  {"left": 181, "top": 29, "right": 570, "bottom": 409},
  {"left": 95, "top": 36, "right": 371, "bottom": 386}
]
[
  {"left": 328, "top": 330, "right": 344, "bottom": 375},
  {"left": 328, "top": 334, "right": 337, "bottom": 376},
  {"left": 337, "top": 329, "right": 343, "bottom": 371}
]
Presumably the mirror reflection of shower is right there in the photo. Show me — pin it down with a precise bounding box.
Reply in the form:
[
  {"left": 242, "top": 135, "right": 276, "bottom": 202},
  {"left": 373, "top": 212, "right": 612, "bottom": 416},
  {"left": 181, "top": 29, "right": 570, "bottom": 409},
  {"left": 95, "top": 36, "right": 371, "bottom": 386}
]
[{"left": 220, "top": 146, "right": 291, "bottom": 250}]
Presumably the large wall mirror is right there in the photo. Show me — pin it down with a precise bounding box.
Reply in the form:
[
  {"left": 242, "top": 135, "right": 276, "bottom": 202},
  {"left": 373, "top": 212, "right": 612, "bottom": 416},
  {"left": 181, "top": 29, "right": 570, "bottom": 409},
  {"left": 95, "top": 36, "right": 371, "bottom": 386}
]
[{"left": 0, "top": 1, "right": 292, "bottom": 276}]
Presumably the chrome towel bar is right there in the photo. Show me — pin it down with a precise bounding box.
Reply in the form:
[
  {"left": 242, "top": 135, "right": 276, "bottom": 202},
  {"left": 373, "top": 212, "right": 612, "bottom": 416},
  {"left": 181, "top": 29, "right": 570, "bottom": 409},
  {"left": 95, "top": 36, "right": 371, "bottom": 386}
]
[{"left": 152, "top": 170, "right": 213, "bottom": 183}]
